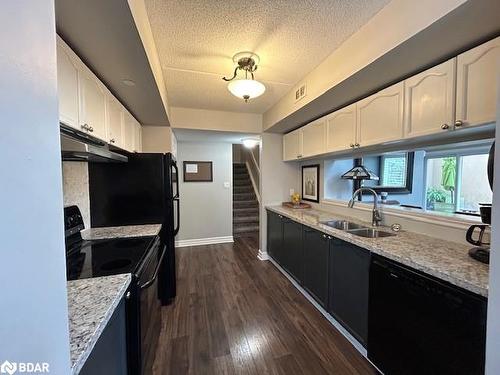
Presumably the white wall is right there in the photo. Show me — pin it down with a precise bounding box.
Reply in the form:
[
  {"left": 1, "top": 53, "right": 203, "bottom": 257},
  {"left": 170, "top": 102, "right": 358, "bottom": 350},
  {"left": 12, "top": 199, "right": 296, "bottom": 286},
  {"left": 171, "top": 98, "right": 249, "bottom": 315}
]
[
  {"left": 485, "top": 71, "right": 500, "bottom": 374},
  {"left": 0, "top": 1, "right": 70, "bottom": 372},
  {"left": 176, "top": 142, "right": 233, "bottom": 242},
  {"left": 259, "top": 133, "right": 300, "bottom": 256}
]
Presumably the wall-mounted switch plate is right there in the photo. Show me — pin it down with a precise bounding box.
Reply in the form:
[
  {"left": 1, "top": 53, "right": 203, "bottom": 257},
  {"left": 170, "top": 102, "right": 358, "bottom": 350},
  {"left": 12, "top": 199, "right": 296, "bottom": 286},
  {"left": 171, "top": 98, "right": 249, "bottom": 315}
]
[
  {"left": 224, "top": 182, "right": 231, "bottom": 189},
  {"left": 289, "top": 188, "right": 295, "bottom": 196}
]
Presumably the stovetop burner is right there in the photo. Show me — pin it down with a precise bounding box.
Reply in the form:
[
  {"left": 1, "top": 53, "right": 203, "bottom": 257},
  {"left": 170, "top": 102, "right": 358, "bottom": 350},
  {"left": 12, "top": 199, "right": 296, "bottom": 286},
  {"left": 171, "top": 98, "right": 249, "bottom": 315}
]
[{"left": 66, "top": 236, "right": 155, "bottom": 280}]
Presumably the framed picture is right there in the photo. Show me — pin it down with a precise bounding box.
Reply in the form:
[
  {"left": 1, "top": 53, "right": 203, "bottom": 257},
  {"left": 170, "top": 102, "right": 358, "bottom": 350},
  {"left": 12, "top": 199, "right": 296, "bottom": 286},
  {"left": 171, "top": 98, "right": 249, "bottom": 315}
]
[
  {"left": 183, "top": 161, "right": 213, "bottom": 182},
  {"left": 302, "top": 164, "right": 320, "bottom": 203}
]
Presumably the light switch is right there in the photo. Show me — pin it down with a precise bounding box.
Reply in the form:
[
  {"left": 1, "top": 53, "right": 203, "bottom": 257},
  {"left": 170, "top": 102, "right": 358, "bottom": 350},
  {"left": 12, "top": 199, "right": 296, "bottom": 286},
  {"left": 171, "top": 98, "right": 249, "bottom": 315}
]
[{"left": 224, "top": 182, "right": 231, "bottom": 189}]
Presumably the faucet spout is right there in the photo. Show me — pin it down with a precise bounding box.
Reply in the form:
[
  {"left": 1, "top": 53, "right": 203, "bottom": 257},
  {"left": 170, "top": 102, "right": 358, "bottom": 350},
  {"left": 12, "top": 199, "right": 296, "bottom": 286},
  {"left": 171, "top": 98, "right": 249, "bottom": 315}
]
[{"left": 347, "top": 187, "right": 382, "bottom": 226}]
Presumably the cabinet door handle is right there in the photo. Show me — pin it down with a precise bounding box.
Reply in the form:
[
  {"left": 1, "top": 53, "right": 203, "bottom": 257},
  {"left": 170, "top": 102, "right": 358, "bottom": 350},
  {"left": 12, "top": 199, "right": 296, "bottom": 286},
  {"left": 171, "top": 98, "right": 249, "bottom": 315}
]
[
  {"left": 454, "top": 120, "right": 464, "bottom": 128},
  {"left": 88, "top": 126, "right": 94, "bottom": 132},
  {"left": 81, "top": 124, "right": 89, "bottom": 131},
  {"left": 355, "top": 143, "right": 360, "bottom": 147},
  {"left": 349, "top": 143, "right": 354, "bottom": 148},
  {"left": 110, "top": 138, "right": 115, "bottom": 143},
  {"left": 441, "top": 123, "right": 450, "bottom": 130}
]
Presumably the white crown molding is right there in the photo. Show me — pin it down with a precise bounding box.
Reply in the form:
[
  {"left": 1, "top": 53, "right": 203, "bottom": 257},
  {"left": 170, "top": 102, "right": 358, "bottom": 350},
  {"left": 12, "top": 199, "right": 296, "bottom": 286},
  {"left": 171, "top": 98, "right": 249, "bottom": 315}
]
[{"left": 175, "top": 236, "right": 234, "bottom": 248}]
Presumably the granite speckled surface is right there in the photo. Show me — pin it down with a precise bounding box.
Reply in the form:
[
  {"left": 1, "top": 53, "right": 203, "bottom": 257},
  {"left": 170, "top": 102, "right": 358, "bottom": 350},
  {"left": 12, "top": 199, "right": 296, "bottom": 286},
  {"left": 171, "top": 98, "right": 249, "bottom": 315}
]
[
  {"left": 81, "top": 224, "right": 162, "bottom": 240},
  {"left": 267, "top": 205, "right": 489, "bottom": 297},
  {"left": 67, "top": 274, "right": 131, "bottom": 374}
]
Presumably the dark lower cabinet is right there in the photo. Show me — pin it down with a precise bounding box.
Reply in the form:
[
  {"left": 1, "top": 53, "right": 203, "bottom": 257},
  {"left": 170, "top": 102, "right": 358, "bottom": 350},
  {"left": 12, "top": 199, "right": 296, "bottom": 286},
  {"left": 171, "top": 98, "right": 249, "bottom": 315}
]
[
  {"left": 302, "top": 228, "right": 329, "bottom": 307},
  {"left": 328, "top": 238, "right": 370, "bottom": 346},
  {"left": 267, "top": 210, "right": 284, "bottom": 262},
  {"left": 282, "top": 218, "right": 303, "bottom": 283},
  {"left": 80, "top": 299, "right": 128, "bottom": 375}
]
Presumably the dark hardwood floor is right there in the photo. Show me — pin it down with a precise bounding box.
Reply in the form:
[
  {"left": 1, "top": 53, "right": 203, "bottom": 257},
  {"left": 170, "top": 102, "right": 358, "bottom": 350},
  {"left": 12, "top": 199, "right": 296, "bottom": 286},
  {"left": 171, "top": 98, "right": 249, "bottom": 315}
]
[{"left": 152, "top": 235, "right": 376, "bottom": 375}]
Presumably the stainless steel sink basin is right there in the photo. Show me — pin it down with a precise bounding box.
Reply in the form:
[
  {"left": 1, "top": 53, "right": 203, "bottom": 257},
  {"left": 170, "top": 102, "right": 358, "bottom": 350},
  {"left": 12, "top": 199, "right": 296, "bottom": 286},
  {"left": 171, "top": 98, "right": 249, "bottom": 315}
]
[
  {"left": 347, "top": 228, "right": 396, "bottom": 238},
  {"left": 322, "top": 220, "right": 367, "bottom": 231}
]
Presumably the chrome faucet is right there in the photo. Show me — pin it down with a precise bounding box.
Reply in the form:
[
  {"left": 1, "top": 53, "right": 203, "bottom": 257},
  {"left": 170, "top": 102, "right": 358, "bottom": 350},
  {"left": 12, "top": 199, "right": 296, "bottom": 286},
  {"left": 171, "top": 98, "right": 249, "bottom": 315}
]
[{"left": 348, "top": 187, "right": 383, "bottom": 227}]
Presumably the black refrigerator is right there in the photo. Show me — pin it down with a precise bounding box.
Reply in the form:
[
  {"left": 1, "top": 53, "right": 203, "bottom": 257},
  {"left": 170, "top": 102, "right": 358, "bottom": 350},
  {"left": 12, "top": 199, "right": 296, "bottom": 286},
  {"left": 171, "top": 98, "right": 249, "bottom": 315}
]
[{"left": 88, "top": 152, "right": 179, "bottom": 305}]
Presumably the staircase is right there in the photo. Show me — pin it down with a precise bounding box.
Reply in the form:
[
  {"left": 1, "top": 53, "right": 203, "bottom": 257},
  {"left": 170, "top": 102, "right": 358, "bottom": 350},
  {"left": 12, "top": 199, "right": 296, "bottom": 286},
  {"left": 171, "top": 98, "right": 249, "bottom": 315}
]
[{"left": 233, "top": 163, "right": 259, "bottom": 237}]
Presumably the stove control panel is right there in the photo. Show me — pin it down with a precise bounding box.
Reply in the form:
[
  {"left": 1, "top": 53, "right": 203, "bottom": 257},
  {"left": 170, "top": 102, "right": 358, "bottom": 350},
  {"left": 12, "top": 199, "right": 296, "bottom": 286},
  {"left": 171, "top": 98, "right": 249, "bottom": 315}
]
[{"left": 64, "top": 205, "right": 84, "bottom": 237}]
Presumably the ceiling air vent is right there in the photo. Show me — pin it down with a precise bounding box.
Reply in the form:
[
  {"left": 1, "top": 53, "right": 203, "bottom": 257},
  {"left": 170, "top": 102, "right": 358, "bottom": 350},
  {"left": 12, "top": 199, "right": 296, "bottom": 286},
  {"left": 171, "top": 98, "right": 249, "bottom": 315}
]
[{"left": 295, "top": 83, "right": 307, "bottom": 103}]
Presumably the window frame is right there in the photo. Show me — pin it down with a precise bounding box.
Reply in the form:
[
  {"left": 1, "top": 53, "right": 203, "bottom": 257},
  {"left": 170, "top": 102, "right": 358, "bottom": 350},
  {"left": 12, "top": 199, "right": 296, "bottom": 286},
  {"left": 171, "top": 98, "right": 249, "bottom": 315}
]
[
  {"left": 423, "top": 145, "right": 492, "bottom": 215},
  {"left": 356, "top": 152, "right": 415, "bottom": 194}
]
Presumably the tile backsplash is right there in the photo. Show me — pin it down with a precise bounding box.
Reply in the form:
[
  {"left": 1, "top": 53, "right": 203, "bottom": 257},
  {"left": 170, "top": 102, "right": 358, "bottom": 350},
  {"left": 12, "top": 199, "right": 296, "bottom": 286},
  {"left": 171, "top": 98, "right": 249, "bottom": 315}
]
[{"left": 62, "top": 162, "right": 90, "bottom": 228}]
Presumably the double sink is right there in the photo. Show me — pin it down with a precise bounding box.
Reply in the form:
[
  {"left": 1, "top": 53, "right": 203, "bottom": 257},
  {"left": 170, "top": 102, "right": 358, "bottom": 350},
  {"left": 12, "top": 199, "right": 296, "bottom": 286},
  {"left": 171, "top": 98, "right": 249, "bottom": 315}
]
[{"left": 321, "top": 220, "right": 396, "bottom": 238}]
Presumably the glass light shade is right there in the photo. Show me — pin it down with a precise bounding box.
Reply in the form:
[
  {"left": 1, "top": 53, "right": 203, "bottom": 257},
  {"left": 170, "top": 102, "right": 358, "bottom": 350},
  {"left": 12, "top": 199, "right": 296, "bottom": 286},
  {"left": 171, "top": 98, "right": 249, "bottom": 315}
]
[
  {"left": 227, "top": 79, "right": 265, "bottom": 101},
  {"left": 242, "top": 138, "right": 260, "bottom": 148}
]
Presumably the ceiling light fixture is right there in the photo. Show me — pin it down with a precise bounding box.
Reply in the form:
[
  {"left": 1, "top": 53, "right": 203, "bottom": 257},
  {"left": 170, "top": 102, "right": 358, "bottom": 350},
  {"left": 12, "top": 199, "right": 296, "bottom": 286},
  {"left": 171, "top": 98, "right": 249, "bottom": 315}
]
[
  {"left": 242, "top": 138, "right": 260, "bottom": 148},
  {"left": 223, "top": 52, "right": 265, "bottom": 102}
]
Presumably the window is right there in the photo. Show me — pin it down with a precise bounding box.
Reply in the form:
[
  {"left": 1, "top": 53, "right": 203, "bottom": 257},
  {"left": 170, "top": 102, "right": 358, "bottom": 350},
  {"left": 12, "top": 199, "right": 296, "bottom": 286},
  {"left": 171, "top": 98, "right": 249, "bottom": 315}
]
[
  {"left": 361, "top": 152, "right": 414, "bottom": 193},
  {"left": 425, "top": 149, "right": 492, "bottom": 215}
]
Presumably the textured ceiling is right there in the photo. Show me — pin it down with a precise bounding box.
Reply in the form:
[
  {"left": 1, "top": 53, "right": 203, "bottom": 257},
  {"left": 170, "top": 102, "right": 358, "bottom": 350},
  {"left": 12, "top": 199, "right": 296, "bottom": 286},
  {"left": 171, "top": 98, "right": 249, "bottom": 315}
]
[{"left": 145, "top": 0, "right": 390, "bottom": 114}]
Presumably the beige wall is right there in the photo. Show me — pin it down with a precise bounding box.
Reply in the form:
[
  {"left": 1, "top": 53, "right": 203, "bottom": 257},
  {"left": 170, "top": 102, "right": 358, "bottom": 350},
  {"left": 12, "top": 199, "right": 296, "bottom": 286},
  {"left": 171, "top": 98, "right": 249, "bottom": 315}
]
[
  {"left": 259, "top": 133, "right": 300, "bottom": 255},
  {"left": 263, "top": 0, "right": 466, "bottom": 130},
  {"left": 142, "top": 125, "right": 177, "bottom": 155},
  {"left": 171, "top": 106, "right": 263, "bottom": 133}
]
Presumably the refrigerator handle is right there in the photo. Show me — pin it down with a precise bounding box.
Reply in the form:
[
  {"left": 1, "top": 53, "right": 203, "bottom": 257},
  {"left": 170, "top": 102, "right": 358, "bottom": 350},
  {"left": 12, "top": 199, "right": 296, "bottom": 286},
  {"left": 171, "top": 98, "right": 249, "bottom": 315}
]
[
  {"left": 173, "top": 161, "right": 180, "bottom": 199},
  {"left": 174, "top": 198, "right": 180, "bottom": 236}
]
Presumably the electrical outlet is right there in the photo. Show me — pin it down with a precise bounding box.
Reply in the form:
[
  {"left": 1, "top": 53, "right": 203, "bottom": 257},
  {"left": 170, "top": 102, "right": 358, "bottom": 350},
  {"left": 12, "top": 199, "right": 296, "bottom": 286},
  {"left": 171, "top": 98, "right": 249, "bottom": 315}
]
[
  {"left": 289, "top": 188, "right": 295, "bottom": 196},
  {"left": 224, "top": 182, "right": 230, "bottom": 189},
  {"left": 294, "top": 83, "right": 307, "bottom": 102}
]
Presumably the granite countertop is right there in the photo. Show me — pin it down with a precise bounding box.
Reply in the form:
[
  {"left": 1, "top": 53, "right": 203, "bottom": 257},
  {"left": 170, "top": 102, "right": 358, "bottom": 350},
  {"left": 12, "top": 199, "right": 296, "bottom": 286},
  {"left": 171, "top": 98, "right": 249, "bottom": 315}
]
[
  {"left": 67, "top": 274, "right": 131, "bottom": 374},
  {"left": 81, "top": 224, "right": 162, "bottom": 240},
  {"left": 266, "top": 205, "right": 489, "bottom": 297}
]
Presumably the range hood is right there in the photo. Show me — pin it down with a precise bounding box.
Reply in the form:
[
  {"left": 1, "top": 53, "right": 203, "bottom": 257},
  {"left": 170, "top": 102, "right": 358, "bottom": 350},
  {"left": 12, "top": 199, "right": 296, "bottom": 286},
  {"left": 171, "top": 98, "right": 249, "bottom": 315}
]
[{"left": 60, "top": 123, "right": 128, "bottom": 163}]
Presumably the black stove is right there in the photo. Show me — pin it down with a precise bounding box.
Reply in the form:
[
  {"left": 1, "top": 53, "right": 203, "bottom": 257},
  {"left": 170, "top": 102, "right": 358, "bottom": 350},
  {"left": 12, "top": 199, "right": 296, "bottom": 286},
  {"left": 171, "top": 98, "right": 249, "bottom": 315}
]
[
  {"left": 66, "top": 236, "right": 155, "bottom": 280},
  {"left": 64, "top": 205, "right": 165, "bottom": 374},
  {"left": 64, "top": 206, "right": 155, "bottom": 280}
]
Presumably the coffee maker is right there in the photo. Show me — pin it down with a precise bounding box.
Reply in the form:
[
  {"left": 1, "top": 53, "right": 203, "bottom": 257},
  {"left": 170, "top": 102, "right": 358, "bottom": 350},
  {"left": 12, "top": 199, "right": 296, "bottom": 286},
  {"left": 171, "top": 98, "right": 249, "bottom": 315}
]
[
  {"left": 467, "top": 223, "right": 490, "bottom": 264},
  {"left": 467, "top": 143, "right": 495, "bottom": 264}
]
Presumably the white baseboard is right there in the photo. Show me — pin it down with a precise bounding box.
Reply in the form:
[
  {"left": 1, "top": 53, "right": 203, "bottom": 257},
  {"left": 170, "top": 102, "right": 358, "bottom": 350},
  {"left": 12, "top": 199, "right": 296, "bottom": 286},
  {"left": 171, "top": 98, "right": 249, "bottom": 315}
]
[
  {"left": 175, "top": 236, "right": 234, "bottom": 248},
  {"left": 257, "top": 249, "right": 269, "bottom": 261}
]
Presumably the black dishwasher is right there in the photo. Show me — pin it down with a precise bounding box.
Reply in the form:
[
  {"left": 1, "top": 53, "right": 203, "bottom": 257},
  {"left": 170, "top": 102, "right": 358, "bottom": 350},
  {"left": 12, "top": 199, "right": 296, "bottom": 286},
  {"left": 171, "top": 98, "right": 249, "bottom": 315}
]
[{"left": 368, "top": 255, "right": 487, "bottom": 375}]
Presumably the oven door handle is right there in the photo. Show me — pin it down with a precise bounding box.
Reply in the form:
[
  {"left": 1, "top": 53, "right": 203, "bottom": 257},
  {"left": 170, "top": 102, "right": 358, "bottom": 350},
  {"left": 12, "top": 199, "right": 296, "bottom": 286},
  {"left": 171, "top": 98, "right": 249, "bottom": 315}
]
[{"left": 139, "top": 245, "right": 167, "bottom": 290}]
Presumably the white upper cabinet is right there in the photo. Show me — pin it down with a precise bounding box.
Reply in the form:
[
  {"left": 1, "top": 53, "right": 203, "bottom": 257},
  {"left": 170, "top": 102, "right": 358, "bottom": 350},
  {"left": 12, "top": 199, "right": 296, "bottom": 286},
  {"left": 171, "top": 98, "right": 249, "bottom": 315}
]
[
  {"left": 301, "top": 118, "right": 326, "bottom": 157},
  {"left": 56, "top": 39, "right": 79, "bottom": 129},
  {"left": 456, "top": 36, "right": 500, "bottom": 129},
  {"left": 79, "top": 71, "right": 107, "bottom": 141},
  {"left": 357, "top": 82, "right": 404, "bottom": 148},
  {"left": 133, "top": 121, "right": 142, "bottom": 153},
  {"left": 326, "top": 104, "right": 357, "bottom": 152},
  {"left": 283, "top": 129, "right": 302, "bottom": 161},
  {"left": 404, "top": 59, "right": 456, "bottom": 138},
  {"left": 106, "top": 97, "right": 123, "bottom": 148},
  {"left": 122, "top": 112, "right": 136, "bottom": 152}
]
